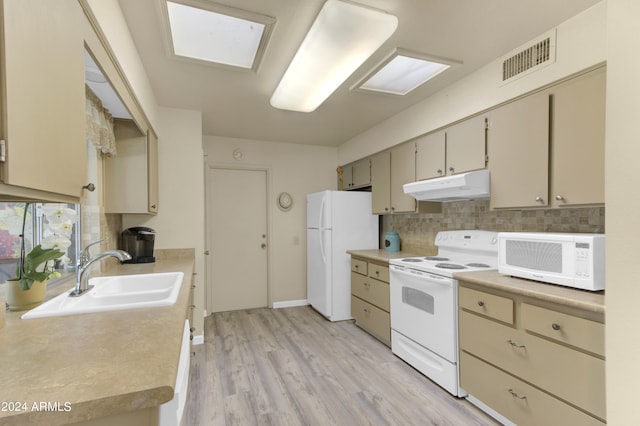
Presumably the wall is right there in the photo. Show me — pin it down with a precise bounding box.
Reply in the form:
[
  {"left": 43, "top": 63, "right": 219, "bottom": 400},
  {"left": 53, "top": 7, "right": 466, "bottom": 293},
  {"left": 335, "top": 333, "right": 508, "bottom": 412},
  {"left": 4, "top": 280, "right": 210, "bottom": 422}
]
[
  {"left": 383, "top": 201, "right": 605, "bottom": 255},
  {"left": 338, "top": 1, "right": 606, "bottom": 164},
  {"left": 202, "top": 136, "right": 337, "bottom": 307},
  {"left": 605, "top": 0, "right": 640, "bottom": 423},
  {"left": 122, "top": 108, "right": 205, "bottom": 339}
]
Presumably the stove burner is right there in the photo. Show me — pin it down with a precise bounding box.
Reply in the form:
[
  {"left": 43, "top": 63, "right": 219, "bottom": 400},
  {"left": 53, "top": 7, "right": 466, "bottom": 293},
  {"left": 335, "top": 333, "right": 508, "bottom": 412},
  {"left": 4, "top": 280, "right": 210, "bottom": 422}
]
[
  {"left": 466, "top": 263, "right": 491, "bottom": 268},
  {"left": 424, "top": 256, "right": 450, "bottom": 261},
  {"left": 435, "top": 263, "right": 467, "bottom": 270},
  {"left": 401, "top": 258, "right": 423, "bottom": 262}
]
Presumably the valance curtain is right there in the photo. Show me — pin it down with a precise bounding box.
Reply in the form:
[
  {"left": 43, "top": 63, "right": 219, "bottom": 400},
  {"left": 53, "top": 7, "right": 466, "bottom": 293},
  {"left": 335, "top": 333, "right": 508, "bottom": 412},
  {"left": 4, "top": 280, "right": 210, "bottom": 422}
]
[{"left": 85, "top": 86, "right": 117, "bottom": 156}]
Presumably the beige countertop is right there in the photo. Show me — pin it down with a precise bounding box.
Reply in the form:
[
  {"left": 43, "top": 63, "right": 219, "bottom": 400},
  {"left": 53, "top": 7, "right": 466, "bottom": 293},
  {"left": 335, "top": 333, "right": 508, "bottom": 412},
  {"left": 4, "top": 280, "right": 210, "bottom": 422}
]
[
  {"left": 0, "top": 249, "right": 195, "bottom": 426},
  {"left": 347, "top": 249, "right": 420, "bottom": 263},
  {"left": 455, "top": 270, "right": 605, "bottom": 315}
]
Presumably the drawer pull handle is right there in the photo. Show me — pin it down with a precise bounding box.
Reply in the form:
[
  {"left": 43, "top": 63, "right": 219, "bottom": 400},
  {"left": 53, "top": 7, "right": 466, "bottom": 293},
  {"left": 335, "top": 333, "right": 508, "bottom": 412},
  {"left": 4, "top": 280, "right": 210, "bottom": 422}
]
[
  {"left": 552, "top": 323, "right": 561, "bottom": 331},
  {"left": 507, "top": 339, "right": 526, "bottom": 349},
  {"left": 477, "top": 300, "right": 485, "bottom": 307},
  {"left": 507, "top": 389, "right": 527, "bottom": 400}
]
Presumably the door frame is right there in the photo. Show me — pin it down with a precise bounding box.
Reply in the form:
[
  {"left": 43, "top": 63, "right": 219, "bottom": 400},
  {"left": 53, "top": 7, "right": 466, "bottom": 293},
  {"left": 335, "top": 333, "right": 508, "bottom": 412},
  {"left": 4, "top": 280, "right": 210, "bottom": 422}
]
[{"left": 204, "top": 162, "right": 272, "bottom": 314}]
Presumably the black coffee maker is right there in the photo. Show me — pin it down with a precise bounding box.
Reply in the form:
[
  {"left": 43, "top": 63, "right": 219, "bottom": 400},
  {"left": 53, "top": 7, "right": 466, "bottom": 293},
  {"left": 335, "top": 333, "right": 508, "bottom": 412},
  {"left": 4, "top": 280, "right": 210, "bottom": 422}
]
[{"left": 121, "top": 227, "right": 156, "bottom": 263}]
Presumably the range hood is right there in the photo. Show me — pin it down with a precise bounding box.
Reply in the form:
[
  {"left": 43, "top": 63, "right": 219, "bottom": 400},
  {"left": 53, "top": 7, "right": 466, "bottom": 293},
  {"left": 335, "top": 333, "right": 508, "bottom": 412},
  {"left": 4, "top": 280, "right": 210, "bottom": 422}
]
[{"left": 403, "top": 169, "right": 490, "bottom": 202}]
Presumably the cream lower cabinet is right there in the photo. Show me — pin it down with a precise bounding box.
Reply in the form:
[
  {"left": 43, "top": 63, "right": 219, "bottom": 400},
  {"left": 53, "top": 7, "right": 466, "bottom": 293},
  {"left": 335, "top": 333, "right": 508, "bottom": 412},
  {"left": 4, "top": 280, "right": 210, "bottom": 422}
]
[
  {"left": 105, "top": 119, "right": 159, "bottom": 214},
  {"left": 459, "top": 283, "right": 605, "bottom": 425},
  {"left": 350, "top": 256, "right": 390, "bottom": 346},
  {"left": 0, "top": 0, "right": 86, "bottom": 201}
]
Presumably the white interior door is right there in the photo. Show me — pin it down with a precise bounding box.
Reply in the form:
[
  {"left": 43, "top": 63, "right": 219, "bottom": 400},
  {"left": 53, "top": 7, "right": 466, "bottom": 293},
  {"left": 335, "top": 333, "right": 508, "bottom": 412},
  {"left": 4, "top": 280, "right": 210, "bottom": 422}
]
[{"left": 206, "top": 167, "right": 268, "bottom": 312}]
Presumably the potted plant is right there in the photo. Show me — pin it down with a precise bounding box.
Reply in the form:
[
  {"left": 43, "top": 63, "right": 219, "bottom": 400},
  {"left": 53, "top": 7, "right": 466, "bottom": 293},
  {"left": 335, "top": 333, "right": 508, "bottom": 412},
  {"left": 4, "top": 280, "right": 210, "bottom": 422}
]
[{"left": 2, "top": 203, "right": 76, "bottom": 311}]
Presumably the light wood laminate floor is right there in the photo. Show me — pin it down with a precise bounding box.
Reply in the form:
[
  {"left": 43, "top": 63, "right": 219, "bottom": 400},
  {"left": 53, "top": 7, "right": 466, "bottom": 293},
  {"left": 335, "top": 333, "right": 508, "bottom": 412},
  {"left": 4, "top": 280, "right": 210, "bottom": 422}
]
[{"left": 184, "top": 306, "right": 498, "bottom": 426}]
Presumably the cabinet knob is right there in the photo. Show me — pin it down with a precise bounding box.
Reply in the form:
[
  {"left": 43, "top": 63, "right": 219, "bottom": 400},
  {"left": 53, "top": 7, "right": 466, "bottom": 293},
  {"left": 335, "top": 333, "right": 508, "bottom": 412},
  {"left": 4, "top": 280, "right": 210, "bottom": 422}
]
[
  {"left": 363, "top": 308, "right": 370, "bottom": 314},
  {"left": 535, "top": 196, "right": 544, "bottom": 203},
  {"left": 552, "top": 323, "right": 561, "bottom": 331},
  {"left": 384, "top": 207, "right": 389, "bottom": 211},
  {"left": 391, "top": 207, "right": 395, "bottom": 211},
  {"left": 83, "top": 183, "right": 96, "bottom": 192},
  {"left": 151, "top": 204, "right": 157, "bottom": 209},
  {"left": 555, "top": 195, "right": 565, "bottom": 201},
  {"left": 448, "top": 166, "right": 455, "bottom": 173},
  {"left": 190, "top": 327, "right": 195, "bottom": 332},
  {"left": 437, "top": 169, "right": 443, "bottom": 175},
  {"left": 477, "top": 300, "right": 485, "bottom": 307}
]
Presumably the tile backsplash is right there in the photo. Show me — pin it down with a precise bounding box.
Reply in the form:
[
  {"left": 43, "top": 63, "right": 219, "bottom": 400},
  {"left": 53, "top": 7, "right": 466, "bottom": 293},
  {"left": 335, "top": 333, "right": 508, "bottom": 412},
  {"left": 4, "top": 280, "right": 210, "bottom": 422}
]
[{"left": 381, "top": 199, "right": 605, "bottom": 255}]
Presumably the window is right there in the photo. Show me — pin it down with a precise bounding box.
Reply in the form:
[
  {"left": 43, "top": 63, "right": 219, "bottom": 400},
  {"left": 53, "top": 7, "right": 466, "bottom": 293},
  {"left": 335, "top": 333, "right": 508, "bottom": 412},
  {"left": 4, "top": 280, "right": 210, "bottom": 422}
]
[{"left": 0, "top": 203, "right": 80, "bottom": 284}]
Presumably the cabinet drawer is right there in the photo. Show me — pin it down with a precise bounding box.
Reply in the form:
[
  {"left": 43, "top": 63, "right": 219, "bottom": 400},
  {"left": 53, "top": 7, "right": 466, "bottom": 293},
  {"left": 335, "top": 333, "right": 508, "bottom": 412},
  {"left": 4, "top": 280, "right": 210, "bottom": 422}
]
[
  {"left": 460, "top": 352, "right": 604, "bottom": 426},
  {"left": 459, "top": 310, "right": 605, "bottom": 419},
  {"left": 522, "top": 303, "right": 605, "bottom": 357},
  {"left": 459, "top": 286, "right": 514, "bottom": 324},
  {"left": 368, "top": 263, "right": 389, "bottom": 283},
  {"left": 352, "top": 296, "right": 390, "bottom": 346},
  {"left": 351, "top": 258, "right": 368, "bottom": 276},
  {"left": 351, "top": 273, "right": 390, "bottom": 311}
]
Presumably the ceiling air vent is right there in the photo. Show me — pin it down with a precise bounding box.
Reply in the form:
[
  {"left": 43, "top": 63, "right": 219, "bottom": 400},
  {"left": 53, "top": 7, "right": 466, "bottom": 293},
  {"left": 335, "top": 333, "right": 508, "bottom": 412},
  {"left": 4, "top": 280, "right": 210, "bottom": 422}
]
[{"left": 501, "top": 29, "right": 556, "bottom": 85}]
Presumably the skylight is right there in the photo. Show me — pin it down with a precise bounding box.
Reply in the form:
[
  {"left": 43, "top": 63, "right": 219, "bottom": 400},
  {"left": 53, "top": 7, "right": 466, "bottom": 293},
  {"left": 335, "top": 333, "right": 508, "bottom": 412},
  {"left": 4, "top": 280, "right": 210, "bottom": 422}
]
[
  {"left": 165, "top": 1, "right": 273, "bottom": 70},
  {"left": 356, "top": 52, "right": 455, "bottom": 95}
]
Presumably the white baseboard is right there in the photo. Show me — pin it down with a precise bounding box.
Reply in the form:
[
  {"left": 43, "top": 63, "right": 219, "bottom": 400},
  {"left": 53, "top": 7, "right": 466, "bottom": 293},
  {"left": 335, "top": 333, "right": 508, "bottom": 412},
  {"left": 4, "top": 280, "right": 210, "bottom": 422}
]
[{"left": 272, "top": 299, "right": 309, "bottom": 309}]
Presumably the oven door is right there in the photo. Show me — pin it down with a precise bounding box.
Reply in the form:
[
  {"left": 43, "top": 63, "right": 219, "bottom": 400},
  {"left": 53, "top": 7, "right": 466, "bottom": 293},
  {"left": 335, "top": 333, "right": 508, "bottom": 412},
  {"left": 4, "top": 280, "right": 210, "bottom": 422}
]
[{"left": 390, "top": 265, "right": 458, "bottom": 362}]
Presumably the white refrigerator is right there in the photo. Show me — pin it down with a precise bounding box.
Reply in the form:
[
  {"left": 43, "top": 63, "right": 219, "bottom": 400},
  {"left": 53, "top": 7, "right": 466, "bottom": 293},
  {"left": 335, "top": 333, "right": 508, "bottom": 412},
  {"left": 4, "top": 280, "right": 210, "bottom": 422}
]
[{"left": 307, "top": 190, "right": 379, "bottom": 321}]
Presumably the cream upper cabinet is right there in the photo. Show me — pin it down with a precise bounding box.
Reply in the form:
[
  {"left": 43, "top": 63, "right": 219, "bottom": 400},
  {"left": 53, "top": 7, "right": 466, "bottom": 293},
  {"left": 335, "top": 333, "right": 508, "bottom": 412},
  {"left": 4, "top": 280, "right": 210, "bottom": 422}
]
[
  {"left": 445, "top": 115, "right": 487, "bottom": 175},
  {"left": 415, "top": 131, "right": 445, "bottom": 180},
  {"left": 488, "top": 90, "right": 550, "bottom": 209},
  {"left": 550, "top": 67, "right": 605, "bottom": 207},
  {"left": 342, "top": 157, "right": 371, "bottom": 190},
  {"left": 105, "top": 120, "right": 158, "bottom": 214},
  {"left": 372, "top": 143, "right": 418, "bottom": 214},
  {"left": 416, "top": 115, "right": 486, "bottom": 181},
  {"left": 371, "top": 151, "right": 392, "bottom": 214},
  {"left": 488, "top": 67, "right": 606, "bottom": 210},
  {"left": 372, "top": 144, "right": 442, "bottom": 215},
  {"left": 0, "top": 0, "right": 86, "bottom": 201},
  {"left": 390, "top": 142, "right": 418, "bottom": 213}
]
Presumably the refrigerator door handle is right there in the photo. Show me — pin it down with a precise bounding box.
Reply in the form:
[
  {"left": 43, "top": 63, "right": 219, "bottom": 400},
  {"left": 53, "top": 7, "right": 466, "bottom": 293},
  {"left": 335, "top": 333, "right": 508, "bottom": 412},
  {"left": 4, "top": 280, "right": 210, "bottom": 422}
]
[
  {"left": 319, "top": 194, "right": 327, "bottom": 229},
  {"left": 320, "top": 230, "right": 328, "bottom": 266}
]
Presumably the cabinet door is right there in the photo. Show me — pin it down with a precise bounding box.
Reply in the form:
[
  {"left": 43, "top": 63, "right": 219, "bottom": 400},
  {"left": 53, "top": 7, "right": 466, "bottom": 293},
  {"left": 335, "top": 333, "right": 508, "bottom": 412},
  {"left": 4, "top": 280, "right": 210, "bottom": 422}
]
[
  {"left": 415, "top": 130, "right": 445, "bottom": 180},
  {"left": 351, "top": 158, "right": 371, "bottom": 188},
  {"left": 0, "top": 0, "right": 86, "bottom": 198},
  {"left": 371, "top": 151, "right": 391, "bottom": 214},
  {"left": 341, "top": 164, "right": 353, "bottom": 189},
  {"left": 446, "top": 115, "right": 486, "bottom": 175},
  {"left": 390, "top": 142, "right": 417, "bottom": 213},
  {"left": 105, "top": 120, "right": 151, "bottom": 214},
  {"left": 488, "top": 91, "right": 549, "bottom": 209},
  {"left": 147, "top": 130, "right": 159, "bottom": 213},
  {"left": 550, "top": 68, "right": 605, "bottom": 207}
]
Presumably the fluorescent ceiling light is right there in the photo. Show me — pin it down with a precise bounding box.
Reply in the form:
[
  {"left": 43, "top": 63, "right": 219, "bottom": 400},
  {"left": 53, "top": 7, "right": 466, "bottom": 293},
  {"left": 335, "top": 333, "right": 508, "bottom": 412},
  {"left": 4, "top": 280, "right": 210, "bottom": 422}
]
[
  {"left": 270, "top": 0, "right": 398, "bottom": 113},
  {"left": 357, "top": 53, "right": 452, "bottom": 95},
  {"left": 165, "top": 1, "right": 273, "bottom": 70}
]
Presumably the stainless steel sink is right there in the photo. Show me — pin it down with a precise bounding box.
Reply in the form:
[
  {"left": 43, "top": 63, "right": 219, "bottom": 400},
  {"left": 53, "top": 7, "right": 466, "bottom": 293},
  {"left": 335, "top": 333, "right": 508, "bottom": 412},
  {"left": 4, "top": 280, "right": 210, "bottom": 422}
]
[{"left": 21, "top": 272, "right": 184, "bottom": 319}]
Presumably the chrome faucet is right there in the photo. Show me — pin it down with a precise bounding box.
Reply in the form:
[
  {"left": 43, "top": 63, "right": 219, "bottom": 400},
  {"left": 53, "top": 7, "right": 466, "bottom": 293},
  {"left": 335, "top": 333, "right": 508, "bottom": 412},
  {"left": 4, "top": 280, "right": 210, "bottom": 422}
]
[{"left": 70, "top": 247, "right": 132, "bottom": 297}]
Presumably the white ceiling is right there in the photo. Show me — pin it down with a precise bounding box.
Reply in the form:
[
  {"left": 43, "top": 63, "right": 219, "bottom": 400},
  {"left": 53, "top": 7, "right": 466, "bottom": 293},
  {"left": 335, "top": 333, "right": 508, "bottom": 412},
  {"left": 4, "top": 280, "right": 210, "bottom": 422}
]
[{"left": 118, "top": 0, "right": 601, "bottom": 146}]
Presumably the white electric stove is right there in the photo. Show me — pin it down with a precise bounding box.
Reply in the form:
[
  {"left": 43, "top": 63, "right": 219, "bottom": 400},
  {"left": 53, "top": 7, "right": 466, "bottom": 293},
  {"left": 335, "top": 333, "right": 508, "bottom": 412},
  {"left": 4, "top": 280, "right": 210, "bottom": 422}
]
[{"left": 389, "top": 230, "right": 498, "bottom": 397}]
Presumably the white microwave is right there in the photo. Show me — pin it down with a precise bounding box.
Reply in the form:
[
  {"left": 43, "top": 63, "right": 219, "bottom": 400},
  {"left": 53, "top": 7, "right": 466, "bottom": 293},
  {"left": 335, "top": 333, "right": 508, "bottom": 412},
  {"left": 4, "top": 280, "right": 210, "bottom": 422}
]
[{"left": 498, "top": 232, "right": 605, "bottom": 291}]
